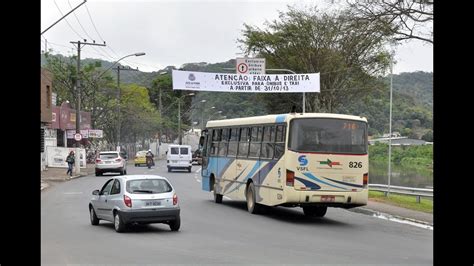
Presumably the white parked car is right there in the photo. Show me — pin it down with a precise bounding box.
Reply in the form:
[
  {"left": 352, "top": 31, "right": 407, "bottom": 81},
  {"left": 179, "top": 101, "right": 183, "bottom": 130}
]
[
  {"left": 167, "top": 145, "right": 192, "bottom": 172},
  {"left": 95, "top": 151, "right": 127, "bottom": 176}
]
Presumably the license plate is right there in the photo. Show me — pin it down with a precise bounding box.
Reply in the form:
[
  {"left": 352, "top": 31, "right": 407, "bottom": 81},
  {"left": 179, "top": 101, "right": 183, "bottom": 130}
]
[
  {"left": 321, "top": 195, "right": 335, "bottom": 202},
  {"left": 172, "top": 160, "right": 178, "bottom": 163},
  {"left": 145, "top": 200, "right": 161, "bottom": 207},
  {"left": 105, "top": 161, "right": 112, "bottom": 164}
]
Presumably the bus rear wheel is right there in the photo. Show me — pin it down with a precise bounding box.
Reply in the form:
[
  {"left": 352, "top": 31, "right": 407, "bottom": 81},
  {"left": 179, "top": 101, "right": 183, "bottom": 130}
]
[
  {"left": 302, "top": 206, "right": 327, "bottom": 218},
  {"left": 246, "top": 182, "right": 262, "bottom": 214},
  {"left": 213, "top": 179, "right": 222, "bottom": 203}
]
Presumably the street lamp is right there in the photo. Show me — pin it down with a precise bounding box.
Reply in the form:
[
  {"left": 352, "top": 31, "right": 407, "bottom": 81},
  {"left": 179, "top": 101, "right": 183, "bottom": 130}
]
[
  {"left": 200, "top": 100, "right": 207, "bottom": 131},
  {"left": 114, "top": 52, "right": 146, "bottom": 151},
  {"left": 178, "top": 93, "right": 195, "bottom": 145},
  {"left": 208, "top": 110, "right": 222, "bottom": 120}
]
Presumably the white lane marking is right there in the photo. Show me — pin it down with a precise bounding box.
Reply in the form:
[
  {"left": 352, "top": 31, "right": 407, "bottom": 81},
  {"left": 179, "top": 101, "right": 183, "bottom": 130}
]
[
  {"left": 63, "top": 192, "right": 83, "bottom": 195},
  {"left": 223, "top": 196, "right": 232, "bottom": 200},
  {"left": 195, "top": 168, "right": 201, "bottom": 173},
  {"left": 196, "top": 179, "right": 201, "bottom": 183},
  {"left": 373, "top": 213, "right": 433, "bottom": 230}
]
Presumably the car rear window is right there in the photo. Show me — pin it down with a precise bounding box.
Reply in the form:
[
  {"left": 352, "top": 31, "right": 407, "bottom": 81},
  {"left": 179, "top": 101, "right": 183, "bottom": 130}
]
[
  {"left": 100, "top": 153, "right": 119, "bottom": 159},
  {"left": 126, "top": 179, "right": 172, "bottom": 194},
  {"left": 170, "top": 147, "right": 179, "bottom": 154},
  {"left": 180, "top": 147, "right": 189, "bottom": 154}
]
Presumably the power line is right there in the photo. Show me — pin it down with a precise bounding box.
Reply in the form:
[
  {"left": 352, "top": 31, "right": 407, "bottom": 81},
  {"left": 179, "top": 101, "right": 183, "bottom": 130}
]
[
  {"left": 54, "top": 1, "right": 115, "bottom": 62},
  {"left": 67, "top": 0, "right": 95, "bottom": 41},
  {"left": 84, "top": 4, "right": 107, "bottom": 45},
  {"left": 53, "top": 0, "right": 84, "bottom": 40}
]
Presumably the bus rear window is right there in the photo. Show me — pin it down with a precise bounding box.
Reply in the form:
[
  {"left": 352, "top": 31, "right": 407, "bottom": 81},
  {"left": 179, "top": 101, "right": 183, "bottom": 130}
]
[{"left": 289, "top": 118, "right": 367, "bottom": 154}]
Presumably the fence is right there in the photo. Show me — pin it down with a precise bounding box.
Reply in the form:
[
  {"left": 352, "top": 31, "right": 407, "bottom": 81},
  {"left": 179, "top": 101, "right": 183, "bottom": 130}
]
[{"left": 369, "top": 184, "right": 433, "bottom": 203}]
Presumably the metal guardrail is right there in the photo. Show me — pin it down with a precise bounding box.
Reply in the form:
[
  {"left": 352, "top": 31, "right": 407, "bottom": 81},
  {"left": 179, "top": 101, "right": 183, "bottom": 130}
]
[{"left": 369, "top": 184, "right": 433, "bottom": 203}]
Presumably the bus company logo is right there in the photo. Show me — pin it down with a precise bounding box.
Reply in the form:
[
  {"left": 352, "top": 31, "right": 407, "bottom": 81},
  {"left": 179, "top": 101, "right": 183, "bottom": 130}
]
[
  {"left": 188, "top": 73, "right": 196, "bottom": 81},
  {"left": 318, "top": 159, "right": 341, "bottom": 168},
  {"left": 297, "top": 155, "right": 309, "bottom": 171},
  {"left": 298, "top": 155, "right": 308, "bottom": 166}
]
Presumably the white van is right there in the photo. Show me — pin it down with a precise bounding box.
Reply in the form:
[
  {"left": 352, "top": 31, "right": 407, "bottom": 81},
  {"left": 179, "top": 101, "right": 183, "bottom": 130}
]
[{"left": 167, "top": 145, "right": 192, "bottom": 172}]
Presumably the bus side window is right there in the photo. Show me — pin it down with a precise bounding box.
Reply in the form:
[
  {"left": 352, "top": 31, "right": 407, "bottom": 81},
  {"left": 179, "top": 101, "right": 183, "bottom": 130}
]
[
  {"left": 274, "top": 125, "right": 286, "bottom": 159},
  {"left": 227, "top": 128, "right": 238, "bottom": 157},
  {"left": 261, "top": 126, "right": 275, "bottom": 159},
  {"left": 238, "top": 127, "right": 249, "bottom": 158},
  {"left": 211, "top": 129, "right": 221, "bottom": 156},
  {"left": 249, "top": 126, "right": 262, "bottom": 158},
  {"left": 219, "top": 128, "right": 229, "bottom": 156}
]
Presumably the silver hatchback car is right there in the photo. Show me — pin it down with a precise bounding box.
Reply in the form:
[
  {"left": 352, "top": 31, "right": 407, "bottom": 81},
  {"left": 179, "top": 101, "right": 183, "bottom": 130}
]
[{"left": 88, "top": 175, "right": 180, "bottom": 232}]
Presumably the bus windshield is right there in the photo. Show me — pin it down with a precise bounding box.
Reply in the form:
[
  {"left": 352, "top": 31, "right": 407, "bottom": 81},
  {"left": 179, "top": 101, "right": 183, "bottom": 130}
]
[{"left": 289, "top": 118, "right": 367, "bottom": 154}]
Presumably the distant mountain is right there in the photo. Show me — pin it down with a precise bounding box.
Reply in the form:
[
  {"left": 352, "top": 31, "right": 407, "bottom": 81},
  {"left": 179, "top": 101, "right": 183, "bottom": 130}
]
[
  {"left": 393, "top": 71, "right": 433, "bottom": 108},
  {"left": 41, "top": 53, "right": 432, "bottom": 139}
]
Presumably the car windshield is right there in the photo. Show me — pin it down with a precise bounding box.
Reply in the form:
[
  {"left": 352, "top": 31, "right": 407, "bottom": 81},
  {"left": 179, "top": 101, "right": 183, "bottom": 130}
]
[
  {"left": 99, "top": 153, "right": 119, "bottom": 159},
  {"left": 126, "top": 179, "right": 172, "bottom": 194},
  {"left": 170, "top": 147, "right": 179, "bottom": 154}
]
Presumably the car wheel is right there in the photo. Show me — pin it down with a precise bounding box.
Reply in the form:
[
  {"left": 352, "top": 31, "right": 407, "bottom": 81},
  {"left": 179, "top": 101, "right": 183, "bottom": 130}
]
[
  {"left": 114, "top": 212, "right": 126, "bottom": 233},
  {"left": 246, "top": 182, "right": 262, "bottom": 214},
  {"left": 168, "top": 167, "right": 171, "bottom": 172},
  {"left": 188, "top": 167, "right": 192, "bottom": 173},
  {"left": 169, "top": 216, "right": 181, "bottom": 231},
  {"left": 89, "top": 206, "right": 99, "bottom": 225},
  {"left": 95, "top": 171, "right": 102, "bottom": 176},
  {"left": 124, "top": 170, "right": 127, "bottom": 175},
  {"left": 302, "top": 206, "right": 327, "bottom": 218}
]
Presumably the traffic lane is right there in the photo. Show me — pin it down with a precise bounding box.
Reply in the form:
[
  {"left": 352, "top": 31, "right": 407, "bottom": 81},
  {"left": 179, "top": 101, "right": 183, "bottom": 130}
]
[
  {"left": 128, "top": 160, "right": 432, "bottom": 264},
  {"left": 42, "top": 161, "right": 432, "bottom": 264}
]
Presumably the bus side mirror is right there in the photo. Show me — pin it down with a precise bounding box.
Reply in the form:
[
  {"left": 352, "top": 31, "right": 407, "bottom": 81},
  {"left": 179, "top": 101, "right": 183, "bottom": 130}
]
[{"left": 199, "top": 136, "right": 205, "bottom": 147}]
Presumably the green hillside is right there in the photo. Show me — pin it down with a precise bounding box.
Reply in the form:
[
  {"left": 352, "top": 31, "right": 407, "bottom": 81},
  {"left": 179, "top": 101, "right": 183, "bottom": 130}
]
[{"left": 41, "top": 53, "right": 432, "bottom": 140}]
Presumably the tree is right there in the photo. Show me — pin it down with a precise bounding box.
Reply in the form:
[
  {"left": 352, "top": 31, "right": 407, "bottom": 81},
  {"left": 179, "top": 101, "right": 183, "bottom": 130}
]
[
  {"left": 421, "top": 130, "right": 433, "bottom": 142},
  {"left": 239, "top": 6, "right": 393, "bottom": 113},
  {"left": 347, "top": 0, "right": 433, "bottom": 44}
]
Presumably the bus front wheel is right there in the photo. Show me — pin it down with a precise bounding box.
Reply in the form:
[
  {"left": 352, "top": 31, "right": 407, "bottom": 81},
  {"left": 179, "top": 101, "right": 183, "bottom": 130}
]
[
  {"left": 246, "top": 182, "right": 262, "bottom": 214},
  {"left": 302, "top": 206, "right": 327, "bottom": 218}
]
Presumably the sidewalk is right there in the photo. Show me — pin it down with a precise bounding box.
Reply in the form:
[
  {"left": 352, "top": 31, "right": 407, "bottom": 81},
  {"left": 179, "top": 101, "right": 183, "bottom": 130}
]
[
  {"left": 350, "top": 199, "right": 433, "bottom": 225},
  {"left": 41, "top": 163, "right": 96, "bottom": 191}
]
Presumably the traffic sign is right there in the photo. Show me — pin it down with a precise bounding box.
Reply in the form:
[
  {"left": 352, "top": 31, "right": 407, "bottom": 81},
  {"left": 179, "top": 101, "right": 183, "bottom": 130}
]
[
  {"left": 237, "top": 63, "right": 249, "bottom": 74},
  {"left": 74, "top": 133, "right": 82, "bottom": 141},
  {"left": 236, "top": 58, "right": 266, "bottom": 74}
]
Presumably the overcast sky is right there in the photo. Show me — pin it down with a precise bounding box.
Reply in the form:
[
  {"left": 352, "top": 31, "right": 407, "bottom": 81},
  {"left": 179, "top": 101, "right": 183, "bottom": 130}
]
[{"left": 41, "top": 0, "right": 433, "bottom": 74}]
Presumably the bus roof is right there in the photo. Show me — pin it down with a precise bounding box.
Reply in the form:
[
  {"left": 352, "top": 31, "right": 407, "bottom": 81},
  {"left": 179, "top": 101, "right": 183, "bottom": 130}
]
[{"left": 206, "top": 113, "right": 367, "bottom": 128}]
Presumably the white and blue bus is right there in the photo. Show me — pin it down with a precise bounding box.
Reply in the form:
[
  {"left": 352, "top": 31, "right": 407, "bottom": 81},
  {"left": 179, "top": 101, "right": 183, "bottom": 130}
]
[{"left": 200, "top": 113, "right": 368, "bottom": 217}]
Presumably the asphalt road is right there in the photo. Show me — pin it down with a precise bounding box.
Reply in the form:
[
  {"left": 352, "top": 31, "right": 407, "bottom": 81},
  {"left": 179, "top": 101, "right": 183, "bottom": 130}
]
[{"left": 41, "top": 160, "right": 433, "bottom": 265}]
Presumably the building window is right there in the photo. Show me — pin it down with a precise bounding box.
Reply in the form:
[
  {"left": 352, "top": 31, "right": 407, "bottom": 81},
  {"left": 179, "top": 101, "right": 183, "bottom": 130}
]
[{"left": 46, "top": 85, "right": 51, "bottom": 108}]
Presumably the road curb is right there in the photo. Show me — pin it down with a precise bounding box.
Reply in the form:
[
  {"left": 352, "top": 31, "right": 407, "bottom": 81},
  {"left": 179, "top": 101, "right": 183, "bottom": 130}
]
[
  {"left": 69, "top": 173, "right": 89, "bottom": 180},
  {"left": 349, "top": 207, "right": 433, "bottom": 227}
]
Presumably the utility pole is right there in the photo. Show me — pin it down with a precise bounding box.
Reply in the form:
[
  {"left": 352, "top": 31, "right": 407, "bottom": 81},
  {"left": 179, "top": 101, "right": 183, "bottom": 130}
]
[
  {"left": 387, "top": 53, "right": 394, "bottom": 197},
  {"left": 113, "top": 66, "right": 139, "bottom": 152},
  {"left": 178, "top": 98, "right": 181, "bottom": 145},
  {"left": 70, "top": 40, "right": 106, "bottom": 174}
]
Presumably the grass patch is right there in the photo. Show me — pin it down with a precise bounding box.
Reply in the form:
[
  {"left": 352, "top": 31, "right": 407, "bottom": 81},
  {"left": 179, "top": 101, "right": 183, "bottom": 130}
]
[{"left": 369, "top": 190, "right": 433, "bottom": 213}]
